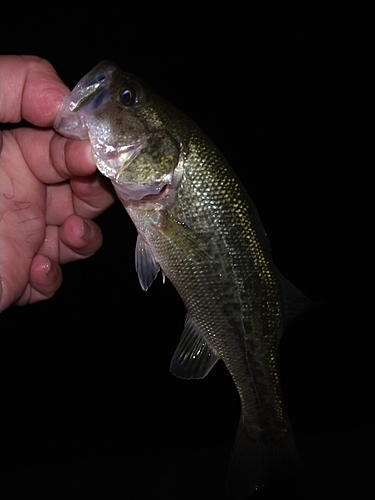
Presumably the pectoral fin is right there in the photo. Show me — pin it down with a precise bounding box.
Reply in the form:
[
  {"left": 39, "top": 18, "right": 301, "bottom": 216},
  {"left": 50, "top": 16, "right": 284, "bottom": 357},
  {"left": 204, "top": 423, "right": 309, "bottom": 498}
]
[
  {"left": 135, "top": 235, "right": 160, "bottom": 291},
  {"left": 170, "top": 314, "right": 220, "bottom": 379}
]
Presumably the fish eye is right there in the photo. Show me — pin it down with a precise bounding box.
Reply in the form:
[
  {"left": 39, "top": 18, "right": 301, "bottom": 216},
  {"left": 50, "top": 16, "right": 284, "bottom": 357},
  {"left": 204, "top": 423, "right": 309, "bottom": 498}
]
[{"left": 120, "top": 87, "right": 137, "bottom": 106}]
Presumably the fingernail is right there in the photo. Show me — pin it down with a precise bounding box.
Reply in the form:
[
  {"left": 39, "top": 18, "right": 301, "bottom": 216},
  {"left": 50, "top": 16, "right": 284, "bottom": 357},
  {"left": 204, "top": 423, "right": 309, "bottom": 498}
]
[
  {"left": 80, "top": 218, "right": 92, "bottom": 240},
  {"left": 42, "top": 257, "right": 52, "bottom": 275},
  {"left": 87, "top": 173, "right": 102, "bottom": 188}
]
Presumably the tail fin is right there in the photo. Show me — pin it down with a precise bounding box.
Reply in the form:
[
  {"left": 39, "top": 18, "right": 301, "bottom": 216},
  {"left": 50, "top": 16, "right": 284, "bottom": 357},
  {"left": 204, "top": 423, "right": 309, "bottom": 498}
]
[{"left": 225, "top": 417, "right": 301, "bottom": 499}]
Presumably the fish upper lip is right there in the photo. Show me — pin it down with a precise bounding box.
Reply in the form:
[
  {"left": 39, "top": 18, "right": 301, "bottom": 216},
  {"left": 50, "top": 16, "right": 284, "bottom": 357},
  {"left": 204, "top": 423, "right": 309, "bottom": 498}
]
[
  {"left": 69, "top": 63, "right": 117, "bottom": 112},
  {"left": 69, "top": 80, "right": 106, "bottom": 111}
]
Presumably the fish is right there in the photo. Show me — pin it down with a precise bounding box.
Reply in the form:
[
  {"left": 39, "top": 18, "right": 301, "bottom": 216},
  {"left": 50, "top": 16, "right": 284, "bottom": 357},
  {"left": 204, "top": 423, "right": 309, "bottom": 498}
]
[{"left": 54, "top": 61, "right": 313, "bottom": 499}]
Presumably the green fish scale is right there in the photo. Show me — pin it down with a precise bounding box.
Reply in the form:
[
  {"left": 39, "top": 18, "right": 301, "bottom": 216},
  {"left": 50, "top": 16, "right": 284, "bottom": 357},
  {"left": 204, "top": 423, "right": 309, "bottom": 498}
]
[{"left": 141, "top": 130, "right": 287, "bottom": 436}]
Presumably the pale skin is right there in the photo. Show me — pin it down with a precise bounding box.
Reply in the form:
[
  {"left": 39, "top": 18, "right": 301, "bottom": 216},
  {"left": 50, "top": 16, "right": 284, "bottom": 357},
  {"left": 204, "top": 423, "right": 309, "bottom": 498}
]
[{"left": 0, "top": 55, "right": 116, "bottom": 311}]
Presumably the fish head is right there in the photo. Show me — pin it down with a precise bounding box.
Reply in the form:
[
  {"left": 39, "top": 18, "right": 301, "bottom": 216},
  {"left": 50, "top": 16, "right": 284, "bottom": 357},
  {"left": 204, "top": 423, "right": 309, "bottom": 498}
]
[{"left": 55, "top": 61, "right": 182, "bottom": 201}]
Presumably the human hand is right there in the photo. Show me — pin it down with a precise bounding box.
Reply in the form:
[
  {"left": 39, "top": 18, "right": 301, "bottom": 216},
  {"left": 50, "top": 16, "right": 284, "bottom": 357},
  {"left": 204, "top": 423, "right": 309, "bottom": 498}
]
[{"left": 0, "top": 55, "right": 116, "bottom": 311}]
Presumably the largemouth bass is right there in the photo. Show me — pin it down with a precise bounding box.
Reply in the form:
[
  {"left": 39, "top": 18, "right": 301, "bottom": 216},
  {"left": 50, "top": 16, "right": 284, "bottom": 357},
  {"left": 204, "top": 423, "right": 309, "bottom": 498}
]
[{"left": 55, "top": 61, "right": 312, "bottom": 499}]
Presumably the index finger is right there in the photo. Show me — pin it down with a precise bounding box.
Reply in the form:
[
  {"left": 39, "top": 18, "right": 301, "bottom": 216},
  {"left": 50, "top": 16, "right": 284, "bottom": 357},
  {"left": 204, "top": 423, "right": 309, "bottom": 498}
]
[{"left": 0, "top": 55, "right": 68, "bottom": 126}]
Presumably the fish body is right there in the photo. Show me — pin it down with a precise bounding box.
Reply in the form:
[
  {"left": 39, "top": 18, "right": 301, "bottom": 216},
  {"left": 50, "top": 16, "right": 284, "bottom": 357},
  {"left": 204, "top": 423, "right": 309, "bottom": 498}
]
[{"left": 55, "top": 61, "right": 311, "bottom": 498}]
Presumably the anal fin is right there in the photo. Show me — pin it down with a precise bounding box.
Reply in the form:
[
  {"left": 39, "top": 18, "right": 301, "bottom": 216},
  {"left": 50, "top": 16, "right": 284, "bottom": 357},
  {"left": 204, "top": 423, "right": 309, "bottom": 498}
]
[{"left": 170, "top": 314, "right": 220, "bottom": 379}]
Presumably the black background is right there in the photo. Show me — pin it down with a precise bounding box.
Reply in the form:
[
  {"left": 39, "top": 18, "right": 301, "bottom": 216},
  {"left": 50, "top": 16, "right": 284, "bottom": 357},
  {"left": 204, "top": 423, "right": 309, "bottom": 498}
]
[{"left": 1, "top": 5, "right": 372, "bottom": 499}]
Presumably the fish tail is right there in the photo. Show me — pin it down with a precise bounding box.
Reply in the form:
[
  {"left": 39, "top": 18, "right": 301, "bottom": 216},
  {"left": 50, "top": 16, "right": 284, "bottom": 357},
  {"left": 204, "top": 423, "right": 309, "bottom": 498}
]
[{"left": 225, "top": 416, "right": 301, "bottom": 499}]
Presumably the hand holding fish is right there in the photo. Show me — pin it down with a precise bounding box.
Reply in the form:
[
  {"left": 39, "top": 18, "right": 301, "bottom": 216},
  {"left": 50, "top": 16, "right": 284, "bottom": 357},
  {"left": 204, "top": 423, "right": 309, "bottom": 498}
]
[{"left": 0, "top": 56, "right": 115, "bottom": 312}]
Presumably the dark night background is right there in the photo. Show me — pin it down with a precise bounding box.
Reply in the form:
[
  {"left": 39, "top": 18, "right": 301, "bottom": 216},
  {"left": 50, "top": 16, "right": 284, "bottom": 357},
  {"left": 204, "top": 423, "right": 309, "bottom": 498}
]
[{"left": 1, "top": 5, "right": 372, "bottom": 499}]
